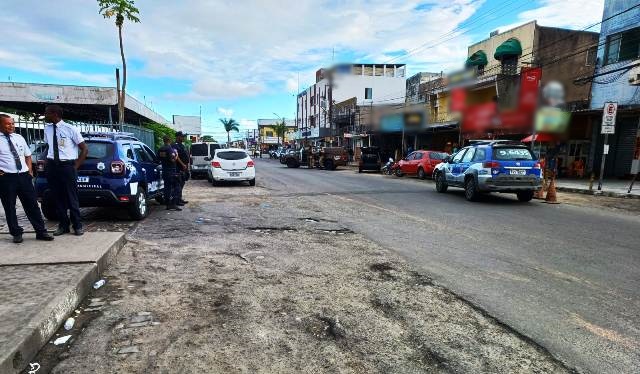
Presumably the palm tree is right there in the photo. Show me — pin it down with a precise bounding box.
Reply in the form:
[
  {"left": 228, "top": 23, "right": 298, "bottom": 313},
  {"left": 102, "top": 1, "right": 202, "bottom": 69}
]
[
  {"left": 219, "top": 118, "right": 240, "bottom": 145},
  {"left": 272, "top": 120, "right": 288, "bottom": 145},
  {"left": 98, "top": 0, "right": 141, "bottom": 124}
]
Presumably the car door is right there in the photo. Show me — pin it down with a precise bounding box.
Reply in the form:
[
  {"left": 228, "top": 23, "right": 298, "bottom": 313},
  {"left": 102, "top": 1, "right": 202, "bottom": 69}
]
[
  {"left": 410, "top": 152, "right": 423, "bottom": 174},
  {"left": 142, "top": 145, "right": 163, "bottom": 196},
  {"left": 449, "top": 148, "right": 468, "bottom": 185},
  {"left": 132, "top": 144, "right": 158, "bottom": 195},
  {"left": 400, "top": 152, "right": 415, "bottom": 174},
  {"left": 458, "top": 147, "right": 476, "bottom": 182}
]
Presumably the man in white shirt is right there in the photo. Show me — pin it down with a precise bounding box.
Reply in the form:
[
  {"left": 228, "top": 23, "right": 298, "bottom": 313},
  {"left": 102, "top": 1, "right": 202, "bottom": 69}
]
[
  {"left": 43, "top": 105, "right": 88, "bottom": 236},
  {"left": 0, "top": 114, "right": 54, "bottom": 243}
]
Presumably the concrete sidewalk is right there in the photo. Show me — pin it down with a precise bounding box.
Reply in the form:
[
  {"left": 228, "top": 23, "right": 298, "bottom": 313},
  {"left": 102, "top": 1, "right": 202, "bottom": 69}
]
[
  {"left": 0, "top": 232, "right": 125, "bottom": 374},
  {"left": 556, "top": 178, "right": 640, "bottom": 198}
]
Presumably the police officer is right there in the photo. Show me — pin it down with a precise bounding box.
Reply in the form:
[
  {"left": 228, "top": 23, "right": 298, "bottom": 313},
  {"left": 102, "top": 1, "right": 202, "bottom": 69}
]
[
  {"left": 172, "top": 131, "right": 189, "bottom": 206},
  {"left": 43, "top": 105, "right": 88, "bottom": 236},
  {"left": 158, "top": 135, "right": 182, "bottom": 211},
  {"left": 0, "top": 114, "right": 54, "bottom": 243}
]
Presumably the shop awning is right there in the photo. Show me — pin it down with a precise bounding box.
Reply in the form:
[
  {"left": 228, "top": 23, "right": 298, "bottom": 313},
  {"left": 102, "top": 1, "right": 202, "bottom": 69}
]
[
  {"left": 465, "top": 50, "right": 488, "bottom": 68},
  {"left": 494, "top": 38, "right": 522, "bottom": 60},
  {"left": 521, "top": 133, "right": 556, "bottom": 143}
]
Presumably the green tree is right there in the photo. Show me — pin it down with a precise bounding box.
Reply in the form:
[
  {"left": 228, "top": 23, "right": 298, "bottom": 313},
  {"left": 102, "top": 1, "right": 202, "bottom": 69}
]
[
  {"left": 272, "top": 119, "right": 288, "bottom": 145},
  {"left": 219, "top": 118, "right": 240, "bottom": 145},
  {"left": 201, "top": 135, "right": 216, "bottom": 142},
  {"left": 143, "top": 122, "right": 175, "bottom": 150},
  {"left": 98, "top": 0, "right": 141, "bottom": 124}
]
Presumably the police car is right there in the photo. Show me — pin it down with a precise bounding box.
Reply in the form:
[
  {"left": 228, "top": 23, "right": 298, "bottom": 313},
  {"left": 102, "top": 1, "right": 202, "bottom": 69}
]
[
  {"left": 35, "top": 132, "right": 164, "bottom": 220},
  {"left": 433, "top": 140, "right": 541, "bottom": 202}
]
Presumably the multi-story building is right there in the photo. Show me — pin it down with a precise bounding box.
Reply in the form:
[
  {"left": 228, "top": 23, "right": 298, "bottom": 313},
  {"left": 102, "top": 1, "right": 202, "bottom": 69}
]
[
  {"left": 257, "top": 118, "right": 296, "bottom": 152},
  {"left": 588, "top": 0, "right": 640, "bottom": 178},
  {"left": 296, "top": 63, "right": 406, "bottom": 144}
]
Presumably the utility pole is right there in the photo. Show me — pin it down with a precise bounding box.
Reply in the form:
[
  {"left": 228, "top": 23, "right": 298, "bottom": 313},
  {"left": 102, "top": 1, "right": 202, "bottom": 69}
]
[{"left": 598, "top": 102, "right": 617, "bottom": 191}]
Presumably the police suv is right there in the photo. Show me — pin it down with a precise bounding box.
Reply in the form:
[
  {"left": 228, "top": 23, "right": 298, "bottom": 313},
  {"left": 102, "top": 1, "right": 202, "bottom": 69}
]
[
  {"left": 35, "top": 132, "right": 164, "bottom": 220},
  {"left": 433, "top": 140, "right": 541, "bottom": 202}
]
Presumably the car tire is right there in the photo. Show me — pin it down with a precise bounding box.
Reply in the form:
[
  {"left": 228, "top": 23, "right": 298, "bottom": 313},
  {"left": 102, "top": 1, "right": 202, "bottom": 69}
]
[
  {"left": 207, "top": 174, "right": 213, "bottom": 183},
  {"left": 286, "top": 159, "right": 297, "bottom": 168},
  {"left": 324, "top": 159, "right": 335, "bottom": 170},
  {"left": 128, "top": 188, "right": 148, "bottom": 220},
  {"left": 517, "top": 191, "right": 534, "bottom": 202},
  {"left": 464, "top": 177, "right": 480, "bottom": 202},
  {"left": 435, "top": 171, "right": 448, "bottom": 193},
  {"left": 212, "top": 180, "right": 219, "bottom": 187},
  {"left": 41, "top": 199, "right": 58, "bottom": 220},
  {"left": 155, "top": 195, "right": 165, "bottom": 205},
  {"left": 249, "top": 178, "right": 256, "bottom": 186},
  {"left": 395, "top": 168, "right": 403, "bottom": 177},
  {"left": 417, "top": 167, "right": 426, "bottom": 180}
]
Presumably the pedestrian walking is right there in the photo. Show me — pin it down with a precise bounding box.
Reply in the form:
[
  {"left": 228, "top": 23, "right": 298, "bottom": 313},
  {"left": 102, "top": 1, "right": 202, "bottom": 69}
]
[
  {"left": 172, "top": 131, "right": 189, "bottom": 206},
  {"left": 0, "top": 114, "right": 54, "bottom": 243},
  {"left": 43, "top": 105, "right": 88, "bottom": 236},
  {"left": 158, "top": 135, "right": 182, "bottom": 211}
]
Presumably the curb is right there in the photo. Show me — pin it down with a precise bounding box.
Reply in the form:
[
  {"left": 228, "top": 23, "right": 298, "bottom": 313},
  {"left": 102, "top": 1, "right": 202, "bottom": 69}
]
[
  {"left": 0, "top": 234, "right": 126, "bottom": 374},
  {"left": 555, "top": 186, "right": 640, "bottom": 199}
]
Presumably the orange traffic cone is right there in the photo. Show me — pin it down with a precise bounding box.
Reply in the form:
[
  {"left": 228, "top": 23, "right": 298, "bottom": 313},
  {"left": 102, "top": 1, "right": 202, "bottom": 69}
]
[{"left": 545, "top": 176, "right": 560, "bottom": 204}]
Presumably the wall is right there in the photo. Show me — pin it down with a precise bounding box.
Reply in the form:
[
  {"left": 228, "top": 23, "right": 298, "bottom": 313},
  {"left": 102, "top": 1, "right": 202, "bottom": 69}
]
[
  {"left": 172, "top": 115, "right": 201, "bottom": 135},
  {"left": 590, "top": 0, "right": 640, "bottom": 109}
]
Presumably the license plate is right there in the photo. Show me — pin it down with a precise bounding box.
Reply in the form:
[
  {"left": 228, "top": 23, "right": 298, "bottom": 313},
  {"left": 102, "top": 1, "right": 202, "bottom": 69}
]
[
  {"left": 77, "top": 176, "right": 89, "bottom": 183},
  {"left": 509, "top": 169, "right": 526, "bottom": 175},
  {"left": 229, "top": 172, "right": 240, "bottom": 177}
]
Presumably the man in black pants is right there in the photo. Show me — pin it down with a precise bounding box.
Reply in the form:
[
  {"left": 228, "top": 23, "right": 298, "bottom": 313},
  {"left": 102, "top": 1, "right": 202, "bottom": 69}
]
[
  {"left": 172, "top": 131, "right": 189, "bottom": 206},
  {"left": 158, "top": 135, "right": 182, "bottom": 211},
  {"left": 43, "top": 105, "right": 88, "bottom": 236},
  {"left": 0, "top": 114, "right": 54, "bottom": 243}
]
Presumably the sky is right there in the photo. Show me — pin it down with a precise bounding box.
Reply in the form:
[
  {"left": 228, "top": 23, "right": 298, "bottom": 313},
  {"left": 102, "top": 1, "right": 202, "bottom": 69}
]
[{"left": 2, "top": 0, "right": 605, "bottom": 141}]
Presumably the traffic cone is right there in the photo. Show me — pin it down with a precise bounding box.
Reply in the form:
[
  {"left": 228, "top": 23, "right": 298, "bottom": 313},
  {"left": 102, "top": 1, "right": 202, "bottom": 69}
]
[{"left": 545, "top": 176, "right": 560, "bottom": 204}]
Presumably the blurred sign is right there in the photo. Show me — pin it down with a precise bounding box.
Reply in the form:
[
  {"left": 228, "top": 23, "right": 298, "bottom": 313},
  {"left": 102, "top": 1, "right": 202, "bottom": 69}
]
[
  {"left": 519, "top": 67, "right": 542, "bottom": 112},
  {"left": 601, "top": 102, "right": 617, "bottom": 134},
  {"left": 380, "top": 114, "right": 404, "bottom": 132},
  {"left": 535, "top": 107, "right": 570, "bottom": 133},
  {"left": 404, "top": 112, "right": 424, "bottom": 129}
]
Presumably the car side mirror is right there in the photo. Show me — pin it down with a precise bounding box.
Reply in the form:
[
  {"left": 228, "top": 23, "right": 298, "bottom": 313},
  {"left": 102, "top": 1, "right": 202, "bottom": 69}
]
[{"left": 443, "top": 156, "right": 451, "bottom": 163}]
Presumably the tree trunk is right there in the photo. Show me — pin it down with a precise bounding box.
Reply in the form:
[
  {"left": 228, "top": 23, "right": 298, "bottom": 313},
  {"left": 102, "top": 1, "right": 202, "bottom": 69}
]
[
  {"left": 227, "top": 131, "right": 231, "bottom": 145},
  {"left": 118, "top": 24, "right": 126, "bottom": 124}
]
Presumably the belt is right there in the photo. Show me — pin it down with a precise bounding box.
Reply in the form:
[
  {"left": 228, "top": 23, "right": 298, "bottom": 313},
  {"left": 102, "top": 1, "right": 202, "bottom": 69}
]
[
  {"left": 47, "top": 159, "right": 76, "bottom": 165},
  {"left": 0, "top": 171, "right": 29, "bottom": 176}
]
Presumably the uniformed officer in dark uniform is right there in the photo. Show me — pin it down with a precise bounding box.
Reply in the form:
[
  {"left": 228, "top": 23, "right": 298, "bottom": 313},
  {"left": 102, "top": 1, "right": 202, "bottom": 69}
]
[
  {"left": 158, "top": 135, "right": 182, "bottom": 211},
  {"left": 172, "top": 131, "right": 189, "bottom": 206}
]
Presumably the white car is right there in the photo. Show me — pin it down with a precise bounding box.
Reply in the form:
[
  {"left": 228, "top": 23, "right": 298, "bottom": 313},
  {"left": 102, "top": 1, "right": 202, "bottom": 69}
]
[{"left": 207, "top": 148, "right": 256, "bottom": 186}]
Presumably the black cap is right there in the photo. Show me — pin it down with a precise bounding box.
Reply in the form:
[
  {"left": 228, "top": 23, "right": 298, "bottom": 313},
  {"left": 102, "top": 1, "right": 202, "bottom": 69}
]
[{"left": 175, "top": 131, "right": 185, "bottom": 137}]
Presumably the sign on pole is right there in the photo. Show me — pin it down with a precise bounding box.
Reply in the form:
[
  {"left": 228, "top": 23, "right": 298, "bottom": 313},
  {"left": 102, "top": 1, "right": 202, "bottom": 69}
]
[{"left": 601, "top": 102, "right": 617, "bottom": 134}]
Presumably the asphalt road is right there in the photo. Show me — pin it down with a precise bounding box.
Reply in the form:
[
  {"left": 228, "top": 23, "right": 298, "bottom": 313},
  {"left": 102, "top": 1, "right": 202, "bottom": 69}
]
[{"left": 255, "top": 158, "right": 640, "bottom": 374}]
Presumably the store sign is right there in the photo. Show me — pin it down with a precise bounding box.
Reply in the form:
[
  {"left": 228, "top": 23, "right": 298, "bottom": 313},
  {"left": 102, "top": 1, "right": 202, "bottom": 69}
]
[
  {"left": 601, "top": 102, "right": 617, "bottom": 134},
  {"left": 380, "top": 114, "right": 404, "bottom": 132},
  {"left": 534, "top": 107, "right": 570, "bottom": 133},
  {"left": 404, "top": 112, "right": 424, "bottom": 129}
]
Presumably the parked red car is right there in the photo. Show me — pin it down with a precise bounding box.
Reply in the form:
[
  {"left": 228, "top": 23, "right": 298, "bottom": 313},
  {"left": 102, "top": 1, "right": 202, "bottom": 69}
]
[{"left": 396, "top": 150, "right": 449, "bottom": 179}]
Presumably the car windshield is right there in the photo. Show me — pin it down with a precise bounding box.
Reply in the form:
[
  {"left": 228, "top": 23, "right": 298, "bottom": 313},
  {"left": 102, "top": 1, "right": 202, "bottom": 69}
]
[
  {"left": 86, "top": 142, "right": 113, "bottom": 159},
  {"left": 191, "top": 144, "right": 208, "bottom": 156},
  {"left": 217, "top": 151, "right": 247, "bottom": 160},
  {"left": 492, "top": 147, "right": 534, "bottom": 161}
]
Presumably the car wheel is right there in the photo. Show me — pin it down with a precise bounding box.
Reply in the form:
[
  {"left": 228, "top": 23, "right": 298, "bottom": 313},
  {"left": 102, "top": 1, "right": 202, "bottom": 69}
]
[
  {"left": 464, "top": 177, "right": 480, "bottom": 202},
  {"left": 435, "top": 172, "right": 448, "bottom": 193},
  {"left": 249, "top": 178, "right": 256, "bottom": 186},
  {"left": 155, "top": 195, "right": 165, "bottom": 205},
  {"left": 417, "top": 167, "right": 426, "bottom": 180},
  {"left": 41, "top": 198, "right": 58, "bottom": 220},
  {"left": 517, "top": 191, "right": 534, "bottom": 202},
  {"left": 212, "top": 179, "right": 219, "bottom": 186},
  {"left": 207, "top": 173, "right": 213, "bottom": 183},
  {"left": 324, "top": 159, "right": 335, "bottom": 170},
  {"left": 286, "top": 159, "right": 297, "bottom": 168},
  {"left": 128, "top": 188, "right": 148, "bottom": 220},
  {"left": 395, "top": 168, "right": 403, "bottom": 177}
]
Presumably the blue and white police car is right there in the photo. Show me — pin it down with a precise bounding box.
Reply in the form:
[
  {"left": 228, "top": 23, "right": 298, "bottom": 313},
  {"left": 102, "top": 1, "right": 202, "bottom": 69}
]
[
  {"left": 35, "top": 132, "right": 164, "bottom": 220},
  {"left": 433, "top": 140, "right": 542, "bottom": 202}
]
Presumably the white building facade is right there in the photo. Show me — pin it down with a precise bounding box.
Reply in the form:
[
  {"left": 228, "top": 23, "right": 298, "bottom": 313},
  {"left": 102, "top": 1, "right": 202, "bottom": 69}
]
[{"left": 296, "top": 64, "right": 407, "bottom": 139}]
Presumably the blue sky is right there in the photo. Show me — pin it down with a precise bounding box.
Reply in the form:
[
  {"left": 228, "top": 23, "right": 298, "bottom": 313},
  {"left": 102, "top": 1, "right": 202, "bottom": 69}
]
[{"left": 2, "top": 0, "right": 604, "bottom": 141}]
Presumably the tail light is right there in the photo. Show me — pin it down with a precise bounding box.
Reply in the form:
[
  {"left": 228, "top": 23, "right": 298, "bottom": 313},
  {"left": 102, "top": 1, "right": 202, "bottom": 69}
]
[
  {"left": 483, "top": 161, "right": 500, "bottom": 168},
  {"left": 533, "top": 162, "right": 541, "bottom": 169},
  {"left": 212, "top": 161, "right": 221, "bottom": 168},
  {"left": 247, "top": 160, "right": 255, "bottom": 167},
  {"left": 111, "top": 160, "right": 125, "bottom": 175},
  {"left": 37, "top": 160, "right": 46, "bottom": 173}
]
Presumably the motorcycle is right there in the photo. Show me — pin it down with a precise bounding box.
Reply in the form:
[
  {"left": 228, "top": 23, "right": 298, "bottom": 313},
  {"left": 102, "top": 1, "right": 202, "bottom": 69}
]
[{"left": 381, "top": 157, "right": 395, "bottom": 175}]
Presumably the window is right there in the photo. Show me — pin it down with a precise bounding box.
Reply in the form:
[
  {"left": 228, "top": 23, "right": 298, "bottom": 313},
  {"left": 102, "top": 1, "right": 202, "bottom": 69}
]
[
  {"left": 85, "top": 142, "right": 113, "bottom": 160},
  {"left": 143, "top": 145, "right": 158, "bottom": 162},
  {"left": 216, "top": 151, "right": 247, "bottom": 160},
  {"left": 133, "top": 144, "right": 151, "bottom": 162},
  {"left": 121, "top": 143, "right": 134, "bottom": 160},
  {"left": 472, "top": 148, "right": 486, "bottom": 162},
  {"left": 605, "top": 27, "right": 640, "bottom": 65},
  {"left": 209, "top": 144, "right": 221, "bottom": 155},
  {"left": 462, "top": 148, "right": 475, "bottom": 162},
  {"left": 191, "top": 143, "right": 208, "bottom": 156},
  {"left": 492, "top": 147, "right": 534, "bottom": 160},
  {"left": 365, "top": 88, "right": 373, "bottom": 100},
  {"left": 501, "top": 56, "right": 518, "bottom": 75},
  {"left": 406, "top": 152, "right": 416, "bottom": 160},
  {"left": 452, "top": 149, "right": 467, "bottom": 163},
  {"left": 266, "top": 131, "right": 274, "bottom": 137},
  {"left": 429, "top": 152, "right": 447, "bottom": 160}
]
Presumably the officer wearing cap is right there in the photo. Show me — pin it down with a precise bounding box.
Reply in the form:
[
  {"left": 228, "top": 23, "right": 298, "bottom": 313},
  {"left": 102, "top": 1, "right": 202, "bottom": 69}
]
[
  {"left": 0, "top": 114, "right": 54, "bottom": 243},
  {"left": 158, "top": 135, "right": 182, "bottom": 211},
  {"left": 172, "top": 131, "right": 189, "bottom": 206}
]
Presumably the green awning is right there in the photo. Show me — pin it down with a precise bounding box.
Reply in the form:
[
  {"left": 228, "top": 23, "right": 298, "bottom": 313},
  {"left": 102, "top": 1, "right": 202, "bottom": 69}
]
[
  {"left": 465, "top": 50, "right": 488, "bottom": 68},
  {"left": 494, "top": 38, "right": 522, "bottom": 60}
]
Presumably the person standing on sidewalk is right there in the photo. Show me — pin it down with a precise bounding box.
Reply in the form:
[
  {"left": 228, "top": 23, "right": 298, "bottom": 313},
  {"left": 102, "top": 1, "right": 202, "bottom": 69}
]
[
  {"left": 158, "top": 135, "right": 182, "bottom": 211},
  {"left": 172, "top": 131, "right": 189, "bottom": 206},
  {"left": 0, "top": 114, "right": 54, "bottom": 243},
  {"left": 43, "top": 105, "right": 88, "bottom": 236}
]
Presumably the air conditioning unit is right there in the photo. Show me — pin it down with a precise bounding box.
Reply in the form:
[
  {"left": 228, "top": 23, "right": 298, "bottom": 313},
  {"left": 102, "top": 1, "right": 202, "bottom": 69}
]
[{"left": 629, "top": 61, "right": 640, "bottom": 86}]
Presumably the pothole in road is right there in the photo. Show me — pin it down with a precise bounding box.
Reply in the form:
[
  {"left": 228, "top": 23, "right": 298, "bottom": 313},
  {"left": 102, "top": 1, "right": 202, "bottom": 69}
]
[
  {"left": 315, "top": 228, "right": 354, "bottom": 235},
  {"left": 246, "top": 226, "right": 298, "bottom": 234}
]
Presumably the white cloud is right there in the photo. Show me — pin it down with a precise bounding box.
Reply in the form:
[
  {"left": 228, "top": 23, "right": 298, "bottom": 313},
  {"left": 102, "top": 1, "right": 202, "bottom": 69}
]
[
  {"left": 502, "top": 0, "right": 605, "bottom": 32},
  {"left": 217, "top": 107, "right": 234, "bottom": 117}
]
